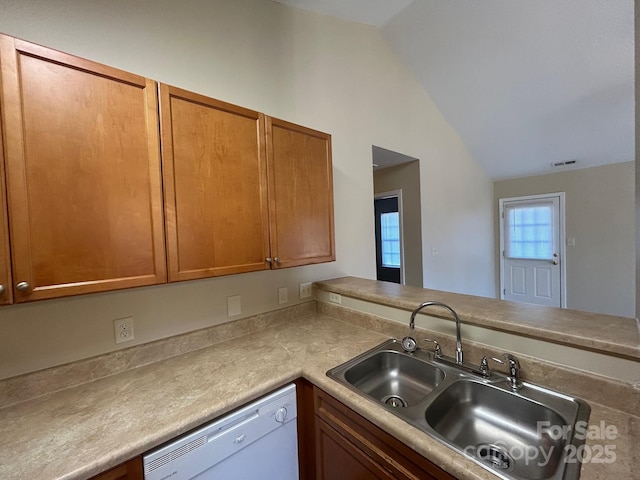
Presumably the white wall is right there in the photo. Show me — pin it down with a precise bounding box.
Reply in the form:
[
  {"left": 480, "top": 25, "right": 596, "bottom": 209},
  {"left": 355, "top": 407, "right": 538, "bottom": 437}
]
[
  {"left": 0, "top": 0, "right": 494, "bottom": 378},
  {"left": 494, "top": 162, "right": 635, "bottom": 317}
]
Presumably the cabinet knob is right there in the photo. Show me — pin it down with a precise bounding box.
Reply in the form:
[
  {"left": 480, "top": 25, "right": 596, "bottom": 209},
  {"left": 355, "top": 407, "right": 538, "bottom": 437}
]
[
  {"left": 274, "top": 257, "right": 280, "bottom": 264},
  {"left": 266, "top": 257, "right": 272, "bottom": 263},
  {"left": 0, "top": 284, "right": 5, "bottom": 295},
  {"left": 16, "top": 281, "right": 31, "bottom": 292}
]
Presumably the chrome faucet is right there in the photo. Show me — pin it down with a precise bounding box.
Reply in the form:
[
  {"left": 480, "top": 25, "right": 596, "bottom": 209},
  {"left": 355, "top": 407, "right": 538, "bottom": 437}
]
[
  {"left": 503, "top": 353, "right": 522, "bottom": 390},
  {"left": 479, "top": 355, "right": 504, "bottom": 377},
  {"left": 409, "top": 301, "right": 464, "bottom": 364}
]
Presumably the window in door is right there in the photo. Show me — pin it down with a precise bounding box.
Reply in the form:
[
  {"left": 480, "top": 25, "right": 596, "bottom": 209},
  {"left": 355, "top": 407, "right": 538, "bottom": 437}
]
[
  {"left": 504, "top": 204, "right": 554, "bottom": 260},
  {"left": 380, "top": 212, "right": 400, "bottom": 267}
]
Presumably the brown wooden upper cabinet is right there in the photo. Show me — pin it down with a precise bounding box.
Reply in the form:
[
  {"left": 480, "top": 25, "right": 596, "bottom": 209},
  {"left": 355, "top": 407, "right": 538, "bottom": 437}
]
[
  {"left": 0, "top": 118, "right": 12, "bottom": 306},
  {"left": 0, "top": 33, "right": 334, "bottom": 302},
  {"left": 266, "top": 117, "right": 335, "bottom": 269},
  {"left": 160, "top": 85, "right": 335, "bottom": 281},
  {"left": 0, "top": 34, "right": 166, "bottom": 302},
  {"left": 159, "top": 84, "right": 271, "bottom": 281}
]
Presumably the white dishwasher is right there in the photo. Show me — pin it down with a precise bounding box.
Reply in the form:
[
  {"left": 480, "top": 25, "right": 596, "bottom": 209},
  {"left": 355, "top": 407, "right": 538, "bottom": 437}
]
[{"left": 143, "top": 384, "right": 298, "bottom": 480}]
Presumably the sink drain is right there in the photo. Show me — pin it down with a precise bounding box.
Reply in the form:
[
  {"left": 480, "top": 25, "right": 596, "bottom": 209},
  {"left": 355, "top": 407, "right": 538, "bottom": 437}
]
[
  {"left": 381, "top": 395, "right": 407, "bottom": 408},
  {"left": 476, "top": 444, "right": 514, "bottom": 471}
]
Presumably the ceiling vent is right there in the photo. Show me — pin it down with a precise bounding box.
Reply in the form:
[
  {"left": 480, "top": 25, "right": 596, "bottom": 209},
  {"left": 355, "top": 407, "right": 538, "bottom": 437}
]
[{"left": 551, "top": 160, "right": 577, "bottom": 168}]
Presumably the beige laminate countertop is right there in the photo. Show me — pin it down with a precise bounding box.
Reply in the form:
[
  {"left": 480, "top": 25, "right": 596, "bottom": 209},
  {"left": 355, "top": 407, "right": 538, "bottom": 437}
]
[
  {"left": 315, "top": 277, "right": 640, "bottom": 361},
  {"left": 0, "top": 312, "right": 636, "bottom": 480}
]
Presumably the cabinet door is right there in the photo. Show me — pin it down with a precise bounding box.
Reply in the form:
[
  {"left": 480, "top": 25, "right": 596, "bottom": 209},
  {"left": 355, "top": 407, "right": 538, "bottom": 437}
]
[
  {"left": 316, "top": 418, "right": 396, "bottom": 480},
  {"left": 159, "top": 84, "right": 270, "bottom": 281},
  {"left": 0, "top": 35, "right": 166, "bottom": 301},
  {"left": 89, "top": 457, "right": 143, "bottom": 480},
  {"left": 0, "top": 113, "right": 12, "bottom": 305},
  {"left": 266, "top": 117, "right": 335, "bottom": 269},
  {"left": 314, "top": 387, "right": 457, "bottom": 480}
]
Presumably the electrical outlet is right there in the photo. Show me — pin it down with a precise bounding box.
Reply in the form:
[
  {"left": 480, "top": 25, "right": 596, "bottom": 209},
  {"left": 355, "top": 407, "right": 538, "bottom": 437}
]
[
  {"left": 114, "top": 317, "right": 134, "bottom": 344},
  {"left": 227, "top": 295, "right": 242, "bottom": 317},
  {"left": 299, "top": 282, "right": 312, "bottom": 299},
  {"left": 329, "top": 292, "right": 342, "bottom": 304},
  {"left": 278, "top": 287, "right": 288, "bottom": 305}
]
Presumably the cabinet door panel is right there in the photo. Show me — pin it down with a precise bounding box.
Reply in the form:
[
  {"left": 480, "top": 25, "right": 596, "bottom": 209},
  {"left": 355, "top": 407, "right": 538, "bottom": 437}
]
[
  {"left": 266, "top": 117, "right": 335, "bottom": 268},
  {"left": 160, "top": 84, "right": 270, "bottom": 281},
  {"left": 0, "top": 112, "right": 12, "bottom": 305},
  {"left": 89, "top": 457, "right": 143, "bottom": 480},
  {"left": 316, "top": 418, "right": 395, "bottom": 480},
  {"left": 314, "top": 387, "right": 457, "bottom": 480},
  {"left": 0, "top": 35, "right": 166, "bottom": 301}
]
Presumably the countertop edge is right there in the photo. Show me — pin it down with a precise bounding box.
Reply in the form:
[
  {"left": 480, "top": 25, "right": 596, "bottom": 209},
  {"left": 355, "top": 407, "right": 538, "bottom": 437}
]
[{"left": 314, "top": 277, "right": 640, "bottom": 361}]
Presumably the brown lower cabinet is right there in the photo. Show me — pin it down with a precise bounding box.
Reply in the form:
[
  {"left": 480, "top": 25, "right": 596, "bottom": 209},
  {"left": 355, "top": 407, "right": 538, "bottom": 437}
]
[
  {"left": 90, "top": 379, "right": 456, "bottom": 480},
  {"left": 312, "top": 384, "right": 457, "bottom": 480},
  {"left": 89, "top": 457, "right": 143, "bottom": 480}
]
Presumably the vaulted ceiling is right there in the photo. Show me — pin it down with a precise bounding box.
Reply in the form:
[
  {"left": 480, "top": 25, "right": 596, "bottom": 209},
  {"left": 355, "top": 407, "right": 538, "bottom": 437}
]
[{"left": 272, "top": 0, "right": 635, "bottom": 179}]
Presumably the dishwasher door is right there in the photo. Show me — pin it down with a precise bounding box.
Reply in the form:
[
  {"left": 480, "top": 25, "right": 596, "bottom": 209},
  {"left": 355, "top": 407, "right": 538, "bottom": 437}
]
[{"left": 143, "top": 384, "right": 298, "bottom": 480}]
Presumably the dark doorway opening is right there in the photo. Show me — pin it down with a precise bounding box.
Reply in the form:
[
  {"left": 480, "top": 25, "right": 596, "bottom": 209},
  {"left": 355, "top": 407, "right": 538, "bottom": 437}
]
[{"left": 375, "top": 196, "right": 401, "bottom": 284}]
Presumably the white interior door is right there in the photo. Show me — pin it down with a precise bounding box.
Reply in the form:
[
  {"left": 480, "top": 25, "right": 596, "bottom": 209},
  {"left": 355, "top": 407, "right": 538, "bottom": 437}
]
[{"left": 500, "top": 194, "right": 564, "bottom": 308}]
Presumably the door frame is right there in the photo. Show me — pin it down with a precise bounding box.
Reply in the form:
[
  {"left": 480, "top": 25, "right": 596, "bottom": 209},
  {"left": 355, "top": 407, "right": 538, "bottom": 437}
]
[
  {"left": 498, "top": 192, "right": 567, "bottom": 308},
  {"left": 374, "top": 189, "right": 405, "bottom": 285}
]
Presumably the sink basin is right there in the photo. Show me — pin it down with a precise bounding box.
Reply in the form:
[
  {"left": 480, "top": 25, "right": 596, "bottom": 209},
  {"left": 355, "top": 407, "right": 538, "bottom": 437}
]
[
  {"left": 425, "top": 380, "right": 573, "bottom": 479},
  {"left": 343, "top": 350, "right": 444, "bottom": 407},
  {"left": 327, "top": 339, "right": 591, "bottom": 480}
]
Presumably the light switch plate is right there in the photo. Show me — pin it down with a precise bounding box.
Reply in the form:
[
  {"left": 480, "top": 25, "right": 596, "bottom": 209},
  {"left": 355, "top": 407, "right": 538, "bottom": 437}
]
[
  {"left": 227, "top": 295, "right": 241, "bottom": 317},
  {"left": 278, "top": 287, "right": 288, "bottom": 305},
  {"left": 299, "top": 282, "right": 312, "bottom": 299}
]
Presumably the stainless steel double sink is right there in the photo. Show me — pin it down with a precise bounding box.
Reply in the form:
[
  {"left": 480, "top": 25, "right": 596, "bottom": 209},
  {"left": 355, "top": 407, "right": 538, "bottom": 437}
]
[{"left": 327, "top": 339, "right": 591, "bottom": 480}]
